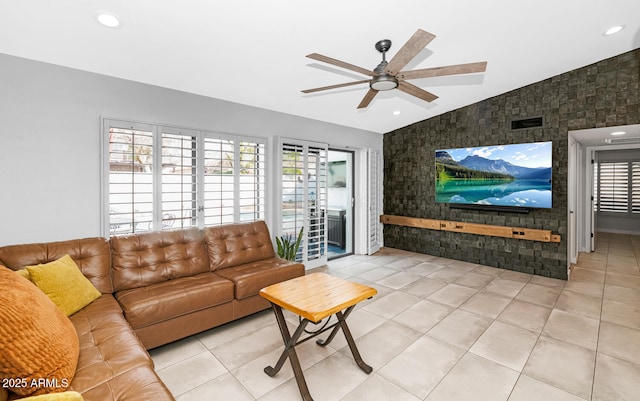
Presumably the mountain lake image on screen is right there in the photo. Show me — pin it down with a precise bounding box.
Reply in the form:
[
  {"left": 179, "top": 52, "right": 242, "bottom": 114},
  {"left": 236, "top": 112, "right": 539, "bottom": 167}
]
[{"left": 435, "top": 141, "right": 552, "bottom": 209}]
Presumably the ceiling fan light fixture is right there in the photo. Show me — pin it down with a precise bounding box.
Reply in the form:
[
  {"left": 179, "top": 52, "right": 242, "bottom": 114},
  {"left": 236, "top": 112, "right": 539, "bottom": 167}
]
[{"left": 370, "top": 75, "right": 398, "bottom": 91}]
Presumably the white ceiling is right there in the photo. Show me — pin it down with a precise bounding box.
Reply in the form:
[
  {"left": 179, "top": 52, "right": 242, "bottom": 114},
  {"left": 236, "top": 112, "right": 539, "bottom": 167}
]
[{"left": 1, "top": 1, "right": 639, "bottom": 134}]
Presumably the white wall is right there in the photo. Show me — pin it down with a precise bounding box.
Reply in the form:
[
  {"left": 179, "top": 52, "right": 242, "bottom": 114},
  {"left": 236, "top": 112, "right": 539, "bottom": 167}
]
[{"left": 0, "top": 53, "right": 382, "bottom": 246}]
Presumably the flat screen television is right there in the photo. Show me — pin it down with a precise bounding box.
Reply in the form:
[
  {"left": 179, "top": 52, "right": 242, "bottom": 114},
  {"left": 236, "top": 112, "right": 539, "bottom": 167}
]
[{"left": 435, "top": 141, "right": 552, "bottom": 209}]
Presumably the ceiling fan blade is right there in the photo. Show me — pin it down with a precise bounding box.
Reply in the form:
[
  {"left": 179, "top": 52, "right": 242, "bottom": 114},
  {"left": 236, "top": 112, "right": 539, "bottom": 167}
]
[
  {"left": 357, "top": 89, "right": 378, "bottom": 109},
  {"left": 397, "top": 61, "right": 488, "bottom": 81},
  {"left": 397, "top": 81, "right": 438, "bottom": 103},
  {"left": 302, "top": 79, "right": 371, "bottom": 94},
  {"left": 306, "top": 53, "right": 373, "bottom": 77},
  {"left": 383, "top": 29, "right": 436, "bottom": 76}
]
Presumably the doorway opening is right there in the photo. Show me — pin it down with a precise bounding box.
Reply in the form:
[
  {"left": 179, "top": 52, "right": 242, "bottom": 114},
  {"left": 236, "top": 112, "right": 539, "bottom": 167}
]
[{"left": 327, "top": 149, "right": 354, "bottom": 260}]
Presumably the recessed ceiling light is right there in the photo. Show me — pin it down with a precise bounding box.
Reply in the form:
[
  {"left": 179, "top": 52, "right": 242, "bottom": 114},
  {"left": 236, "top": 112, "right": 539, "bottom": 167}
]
[
  {"left": 603, "top": 25, "right": 624, "bottom": 36},
  {"left": 96, "top": 12, "right": 120, "bottom": 28},
  {"left": 610, "top": 131, "right": 626, "bottom": 136},
  {"left": 393, "top": 110, "right": 401, "bottom": 116}
]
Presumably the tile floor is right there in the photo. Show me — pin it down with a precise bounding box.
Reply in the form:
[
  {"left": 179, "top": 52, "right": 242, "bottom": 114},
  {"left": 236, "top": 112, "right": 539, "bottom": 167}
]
[{"left": 150, "top": 232, "right": 640, "bottom": 401}]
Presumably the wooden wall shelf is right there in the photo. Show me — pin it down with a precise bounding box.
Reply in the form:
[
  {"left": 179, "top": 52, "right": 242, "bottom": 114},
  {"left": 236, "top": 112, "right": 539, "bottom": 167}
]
[{"left": 380, "top": 215, "right": 561, "bottom": 243}]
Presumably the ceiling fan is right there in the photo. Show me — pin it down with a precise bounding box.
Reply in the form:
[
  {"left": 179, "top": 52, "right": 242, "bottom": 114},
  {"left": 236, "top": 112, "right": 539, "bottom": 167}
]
[{"left": 302, "top": 29, "right": 487, "bottom": 109}]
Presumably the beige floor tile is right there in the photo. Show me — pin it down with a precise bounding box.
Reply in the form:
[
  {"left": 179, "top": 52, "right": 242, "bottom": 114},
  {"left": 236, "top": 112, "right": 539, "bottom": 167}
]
[
  {"left": 607, "top": 254, "right": 639, "bottom": 268},
  {"left": 387, "top": 258, "right": 423, "bottom": 271},
  {"left": 378, "top": 335, "right": 464, "bottom": 399},
  {"left": 604, "top": 284, "right": 640, "bottom": 304},
  {"left": 427, "top": 268, "right": 468, "bottom": 283},
  {"left": 606, "top": 263, "right": 640, "bottom": 277},
  {"left": 210, "top": 324, "right": 285, "bottom": 370},
  {"left": 484, "top": 278, "right": 527, "bottom": 298},
  {"left": 427, "top": 309, "right": 492, "bottom": 350},
  {"left": 598, "top": 321, "right": 640, "bottom": 365},
  {"left": 337, "top": 320, "right": 422, "bottom": 369},
  {"left": 454, "top": 271, "right": 496, "bottom": 290},
  {"left": 197, "top": 310, "right": 274, "bottom": 349},
  {"left": 356, "top": 266, "right": 398, "bottom": 282},
  {"left": 402, "top": 277, "right": 447, "bottom": 298},
  {"left": 425, "top": 353, "right": 519, "bottom": 401},
  {"left": 460, "top": 291, "right": 512, "bottom": 319},
  {"left": 542, "top": 309, "right": 599, "bottom": 351},
  {"left": 555, "top": 290, "right": 602, "bottom": 319},
  {"left": 601, "top": 298, "right": 640, "bottom": 330},
  {"left": 516, "top": 283, "right": 563, "bottom": 308},
  {"left": 500, "top": 270, "right": 533, "bottom": 283},
  {"left": 497, "top": 300, "right": 552, "bottom": 333},
  {"left": 392, "top": 299, "right": 454, "bottom": 333},
  {"left": 470, "top": 321, "right": 539, "bottom": 371},
  {"left": 405, "top": 262, "right": 444, "bottom": 276},
  {"left": 471, "top": 264, "right": 504, "bottom": 277},
  {"left": 297, "top": 352, "right": 371, "bottom": 400},
  {"left": 150, "top": 336, "right": 209, "bottom": 370},
  {"left": 176, "top": 373, "right": 254, "bottom": 401},
  {"left": 508, "top": 375, "right": 588, "bottom": 401},
  {"left": 361, "top": 291, "right": 421, "bottom": 319},
  {"left": 375, "top": 271, "right": 422, "bottom": 290},
  {"left": 592, "top": 353, "right": 640, "bottom": 401},
  {"left": 563, "top": 280, "right": 604, "bottom": 298},
  {"left": 427, "top": 283, "right": 478, "bottom": 307},
  {"left": 523, "top": 336, "right": 595, "bottom": 400},
  {"left": 341, "top": 374, "right": 422, "bottom": 401},
  {"left": 529, "top": 275, "right": 566, "bottom": 288},
  {"left": 157, "top": 352, "right": 228, "bottom": 397},
  {"left": 574, "top": 258, "right": 607, "bottom": 271},
  {"left": 605, "top": 271, "right": 640, "bottom": 289},
  {"left": 570, "top": 267, "right": 605, "bottom": 283}
]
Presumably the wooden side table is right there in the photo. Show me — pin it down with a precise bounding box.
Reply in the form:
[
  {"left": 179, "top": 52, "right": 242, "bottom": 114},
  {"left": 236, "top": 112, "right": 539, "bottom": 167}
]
[{"left": 259, "top": 273, "right": 377, "bottom": 401}]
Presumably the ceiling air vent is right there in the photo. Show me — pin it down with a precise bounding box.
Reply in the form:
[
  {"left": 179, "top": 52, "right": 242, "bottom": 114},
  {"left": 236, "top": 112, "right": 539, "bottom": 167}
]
[
  {"left": 605, "top": 137, "right": 640, "bottom": 144},
  {"left": 511, "top": 117, "right": 543, "bottom": 130}
]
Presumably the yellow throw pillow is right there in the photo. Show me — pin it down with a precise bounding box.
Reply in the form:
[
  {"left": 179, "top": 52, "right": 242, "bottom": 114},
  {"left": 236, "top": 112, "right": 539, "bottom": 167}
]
[
  {"left": 27, "top": 254, "right": 101, "bottom": 316},
  {"left": 18, "top": 391, "right": 83, "bottom": 401},
  {"left": 15, "top": 268, "right": 32, "bottom": 281},
  {"left": 0, "top": 266, "right": 79, "bottom": 396}
]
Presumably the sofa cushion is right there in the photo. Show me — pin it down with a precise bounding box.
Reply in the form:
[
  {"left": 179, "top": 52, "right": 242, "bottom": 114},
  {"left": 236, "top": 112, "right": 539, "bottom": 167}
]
[
  {"left": 68, "top": 295, "right": 162, "bottom": 397},
  {"left": 110, "top": 228, "right": 209, "bottom": 292},
  {"left": 215, "top": 258, "right": 305, "bottom": 300},
  {"left": 0, "top": 266, "right": 78, "bottom": 396},
  {"left": 115, "top": 272, "right": 234, "bottom": 329},
  {"left": 27, "top": 254, "right": 102, "bottom": 316},
  {"left": 0, "top": 238, "right": 113, "bottom": 294},
  {"left": 204, "top": 221, "right": 276, "bottom": 271}
]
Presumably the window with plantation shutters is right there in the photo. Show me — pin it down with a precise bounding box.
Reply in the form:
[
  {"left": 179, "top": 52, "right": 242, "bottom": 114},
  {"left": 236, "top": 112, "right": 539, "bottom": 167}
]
[
  {"left": 633, "top": 161, "right": 640, "bottom": 214},
  {"left": 280, "top": 140, "right": 328, "bottom": 267},
  {"left": 596, "top": 159, "right": 640, "bottom": 215},
  {"left": 102, "top": 119, "right": 266, "bottom": 236}
]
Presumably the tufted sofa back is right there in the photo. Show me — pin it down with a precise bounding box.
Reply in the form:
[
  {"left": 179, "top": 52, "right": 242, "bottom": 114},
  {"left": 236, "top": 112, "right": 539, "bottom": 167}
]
[
  {"left": 110, "top": 228, "right": 210, "bottom": 292},
  {"left": 0, "top": 237, "right": 114, "bottom": 294},
  {"left": 203, "top": 221, "right": 276, "bottom": 271}
]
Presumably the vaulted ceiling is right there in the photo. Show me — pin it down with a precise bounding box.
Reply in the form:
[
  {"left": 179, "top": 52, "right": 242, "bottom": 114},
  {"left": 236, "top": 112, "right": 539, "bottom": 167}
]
[{"left": 1, "top": 1, "right": 639, "bottom": 134}]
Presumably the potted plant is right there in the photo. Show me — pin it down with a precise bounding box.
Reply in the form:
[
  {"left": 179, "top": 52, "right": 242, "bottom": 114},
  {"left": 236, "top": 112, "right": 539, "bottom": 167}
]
[{"left": 276, "top": 227, "right": 304, "bottom": 261}]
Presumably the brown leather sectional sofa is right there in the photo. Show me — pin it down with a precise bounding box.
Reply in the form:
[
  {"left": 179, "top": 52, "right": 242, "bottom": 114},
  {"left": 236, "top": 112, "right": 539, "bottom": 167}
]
[{"left": 0, "top": 221, "right": 305, "bottom": 401}]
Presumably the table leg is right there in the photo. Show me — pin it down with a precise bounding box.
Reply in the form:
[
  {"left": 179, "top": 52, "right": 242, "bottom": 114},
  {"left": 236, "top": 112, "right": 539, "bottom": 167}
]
[
  {"left": 264, "top": 304, "right": 314, "bottom": 401},
  {"left": 316, "top": 306, "right": 372, "bottom": 374}
]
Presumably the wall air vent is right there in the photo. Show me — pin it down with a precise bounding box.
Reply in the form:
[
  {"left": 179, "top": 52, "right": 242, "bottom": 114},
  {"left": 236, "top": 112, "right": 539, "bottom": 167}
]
[
  {"left": 605, "top": 137, "right": 640, "bottom": 144},
  {"left": 511, "top": 117, "right": 543, "bottom": 130}
]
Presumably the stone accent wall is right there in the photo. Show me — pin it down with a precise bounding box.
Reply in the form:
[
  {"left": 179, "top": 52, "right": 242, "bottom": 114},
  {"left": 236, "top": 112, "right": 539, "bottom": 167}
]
[{"left": 383, "top": 49, "right": 640, "bottom": 279}]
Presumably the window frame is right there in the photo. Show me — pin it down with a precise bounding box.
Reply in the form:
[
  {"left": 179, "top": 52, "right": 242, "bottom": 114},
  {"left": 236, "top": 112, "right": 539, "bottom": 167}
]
[
  {"left": 596, "top": 159, "right": 640, "bottom": 215},
  {"left": 101, "top": 118, "right": 267, "bottom": 236}
]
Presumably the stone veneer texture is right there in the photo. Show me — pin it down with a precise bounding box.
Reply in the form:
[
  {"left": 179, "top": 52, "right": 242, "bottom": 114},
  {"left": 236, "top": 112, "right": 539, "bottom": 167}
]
[{"left": 383, "top": 49, "right": 640, "bottom": 279}]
